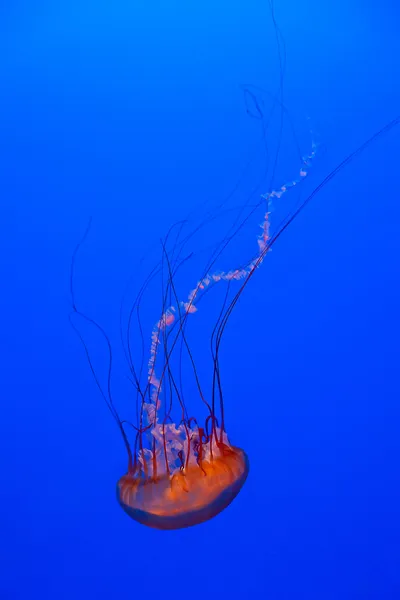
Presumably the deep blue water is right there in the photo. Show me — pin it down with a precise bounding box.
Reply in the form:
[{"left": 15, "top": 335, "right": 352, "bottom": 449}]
[{"left": 1, "top": 1, "right": 400, "bottom": 598}]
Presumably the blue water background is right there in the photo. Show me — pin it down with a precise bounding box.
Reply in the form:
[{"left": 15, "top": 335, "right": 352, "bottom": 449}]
[{"left": 1, "top": 1, "right": 400, "bottom": 598}]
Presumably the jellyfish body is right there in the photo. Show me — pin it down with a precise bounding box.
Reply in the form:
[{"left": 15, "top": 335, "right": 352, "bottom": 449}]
[{"left": 117, "top": 444, "right": 249, "bottom": 530}]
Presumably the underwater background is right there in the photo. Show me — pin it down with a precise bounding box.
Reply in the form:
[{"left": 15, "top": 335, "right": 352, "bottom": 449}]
[{"left": 1, "top": 1, "right": 400, "bottom": 598}]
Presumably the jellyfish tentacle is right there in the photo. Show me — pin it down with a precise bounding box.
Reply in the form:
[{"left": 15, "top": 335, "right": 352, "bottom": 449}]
[{"left": 140, "top": 139, "right": 316, "bottom": 476}]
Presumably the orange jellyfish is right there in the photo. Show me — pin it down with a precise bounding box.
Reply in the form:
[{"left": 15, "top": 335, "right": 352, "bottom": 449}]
[
  {"left": 70, "top": 136, "right": 317, "bottom": 530},
  {"left": 70, "top": 113, "right": 398, "bottom": 530}
]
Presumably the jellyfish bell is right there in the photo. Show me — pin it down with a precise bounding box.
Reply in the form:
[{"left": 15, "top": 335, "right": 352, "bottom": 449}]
[
  {"left": 117, "top": 448, "right": 249, "bottom": 530},
  {"left": 117, "top": 425, "right": 249, "bottom": 530}
]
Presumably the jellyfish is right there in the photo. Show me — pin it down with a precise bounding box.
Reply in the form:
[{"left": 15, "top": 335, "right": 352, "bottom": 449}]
[
  {"left": 70, "top": 111, "right": 398, "bottom": 530},
  {"left": 70, "top": 129, "right": 316, "bottom": 529}
]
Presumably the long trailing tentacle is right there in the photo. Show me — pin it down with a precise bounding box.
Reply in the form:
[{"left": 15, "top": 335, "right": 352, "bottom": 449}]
[{"left": 69, "top": 218, "right": 134, "bottom": 471}]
